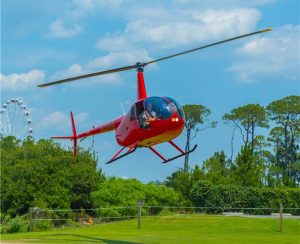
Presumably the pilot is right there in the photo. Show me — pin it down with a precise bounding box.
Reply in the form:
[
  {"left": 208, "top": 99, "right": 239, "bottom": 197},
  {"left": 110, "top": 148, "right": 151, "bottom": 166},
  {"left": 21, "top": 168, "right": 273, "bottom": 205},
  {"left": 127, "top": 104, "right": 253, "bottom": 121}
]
[
  {"left": 145, "top": 102, "right": 157, "bottom": 120},
  {"left": 139, "top": 102, "right": 157, "bottom": 128}
]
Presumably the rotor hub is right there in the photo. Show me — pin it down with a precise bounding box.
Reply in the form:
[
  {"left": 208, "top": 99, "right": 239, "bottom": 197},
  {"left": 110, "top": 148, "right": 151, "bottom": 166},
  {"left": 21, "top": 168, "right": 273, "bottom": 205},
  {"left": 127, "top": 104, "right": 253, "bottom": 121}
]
[{"left": 136, "top": 62, "right": 145, "bottom": 72}]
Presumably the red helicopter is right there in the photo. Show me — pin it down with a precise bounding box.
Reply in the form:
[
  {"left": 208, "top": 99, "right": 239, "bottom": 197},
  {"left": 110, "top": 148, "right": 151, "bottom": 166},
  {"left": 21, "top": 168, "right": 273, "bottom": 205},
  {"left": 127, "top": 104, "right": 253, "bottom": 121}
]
[{"left": 39, "top": 28, "right": 271, "bottom": 164}]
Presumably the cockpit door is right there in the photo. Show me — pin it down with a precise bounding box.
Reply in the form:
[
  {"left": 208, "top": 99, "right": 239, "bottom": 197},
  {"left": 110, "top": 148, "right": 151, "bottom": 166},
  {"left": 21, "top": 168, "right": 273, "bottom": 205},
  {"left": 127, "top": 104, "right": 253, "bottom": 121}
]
[{"left": 135, "top": 100, "right": 149, "bottom": 129}]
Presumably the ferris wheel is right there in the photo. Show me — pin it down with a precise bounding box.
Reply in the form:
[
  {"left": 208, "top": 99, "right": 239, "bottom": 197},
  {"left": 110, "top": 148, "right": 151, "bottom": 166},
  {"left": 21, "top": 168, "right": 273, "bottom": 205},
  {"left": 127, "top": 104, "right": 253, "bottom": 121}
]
[{"left": 0, "top": 98, "right": 33, "bottom": 139}]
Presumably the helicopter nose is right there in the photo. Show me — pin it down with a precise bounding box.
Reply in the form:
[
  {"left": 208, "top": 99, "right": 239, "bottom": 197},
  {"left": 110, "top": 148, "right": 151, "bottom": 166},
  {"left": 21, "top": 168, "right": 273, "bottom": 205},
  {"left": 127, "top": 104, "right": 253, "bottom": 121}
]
[{"left": 169, "top": 116, "right": 184, "bottom": 132}]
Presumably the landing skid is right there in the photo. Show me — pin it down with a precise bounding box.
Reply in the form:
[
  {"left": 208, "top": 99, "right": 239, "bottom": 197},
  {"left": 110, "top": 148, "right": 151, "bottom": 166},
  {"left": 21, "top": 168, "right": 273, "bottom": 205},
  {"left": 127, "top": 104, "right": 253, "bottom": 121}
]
[
  {"left": 163, "top": 145, "right": 197, "bottom": 163},
  {"left": 105, "top": 141, "right": 197, "bottom": 164}
]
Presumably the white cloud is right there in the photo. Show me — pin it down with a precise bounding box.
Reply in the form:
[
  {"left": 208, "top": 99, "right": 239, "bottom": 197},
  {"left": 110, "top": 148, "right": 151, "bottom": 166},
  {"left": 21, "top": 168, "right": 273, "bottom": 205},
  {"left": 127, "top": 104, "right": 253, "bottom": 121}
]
[
  {"left": 47, "top": 4, "right": 282, "bottom": 85},
  {"left": 87, "top": 51, "right": 153, "bottom": 68},
  {"left": 40, "top": 111, "right": 69, "bottom": 131},
  {"left": 228, "top": 25, "right": 300, "bottom": 82},
  {"left": 47, "top": 0, "right": 127, "bottom": 37},
  {"left": 96, "top": 36, "right": 133, "bottom": 52},
  {"left": 75, "top": 112, "right": 89, "bottom": 123},
  {"left": 51, "top": 7, "right": 261, "bottom": 86},
  {"left": 0, "top": 69, "right": 45, "bottom": 91},
  {"left": 54, "top": 64, "right": 84, "bottom": 79},
  {"left": 51, "top": 62, "right": 121, "bottom": 85},
  {"left": 39, "top": 111, "right": 88, "bottom": 131},
  {"left": 71, "top": 0, "right": 127, "bottom": 17},
  {"left": 97, "top": 8, "right": 261, "bottom": 50},
  {"left": 48, "top": 19, "right": 82, "bottom": 38},
  {"left": 172, "top": 0, "right": 277, "bottom": 7},
  {"left": 51, "top": 50, "right": 156, "bottom": 86}
]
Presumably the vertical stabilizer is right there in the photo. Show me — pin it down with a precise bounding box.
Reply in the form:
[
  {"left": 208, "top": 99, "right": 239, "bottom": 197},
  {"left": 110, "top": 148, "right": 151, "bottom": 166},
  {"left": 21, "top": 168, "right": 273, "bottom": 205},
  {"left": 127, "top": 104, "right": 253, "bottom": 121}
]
[
  {"left": 51, "top": 111, "right": 78, "bottom": 158},
  {"left": 70, "top": 112, "right": 78, "bottom": 158}
]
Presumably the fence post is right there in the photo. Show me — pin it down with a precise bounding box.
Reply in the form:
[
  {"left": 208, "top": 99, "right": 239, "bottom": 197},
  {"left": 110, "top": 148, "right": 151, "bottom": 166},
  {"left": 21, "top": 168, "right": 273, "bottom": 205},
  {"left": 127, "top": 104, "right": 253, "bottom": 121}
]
[
  {"left": 29, "top": 207, "right": 39, "bottom": 232},
  {"left": 29, "top": 207, "right": 33, "bottom": 232},
  {"left": 137, "top": 201, "right": 143, "bottom": 229},
  {"left": 279, "top": 203, "right": 283, "bottom": 232}
]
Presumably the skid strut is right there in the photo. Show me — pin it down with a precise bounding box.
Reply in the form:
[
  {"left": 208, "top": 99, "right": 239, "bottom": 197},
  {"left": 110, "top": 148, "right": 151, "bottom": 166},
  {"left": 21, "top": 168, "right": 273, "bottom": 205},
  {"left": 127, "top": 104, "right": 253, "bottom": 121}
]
[
  {"left": 106, "top": 143, "right": 138, "bottom": 164},
  {"left": 148, "top": 140, "right": 197, "bottom": 164}
]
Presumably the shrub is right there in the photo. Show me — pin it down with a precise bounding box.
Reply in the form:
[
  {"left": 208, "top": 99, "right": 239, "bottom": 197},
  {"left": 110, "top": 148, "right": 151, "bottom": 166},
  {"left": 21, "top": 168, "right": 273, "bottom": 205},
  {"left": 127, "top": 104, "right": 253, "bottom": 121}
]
[
  {"left": 65, "top": 219, "right": 80, "bottom": 227},
  {"left": 190, "top": 181, "right": 300, "bottom": 215},
  {"left": 1, "top": 216, "right": 28, "bottom": 233},
  {"left": 33, "top": 220, "right": 53, "bottom": 232},
  {"left": 91, "top": 177, "right": 184, "bottom": 218}
]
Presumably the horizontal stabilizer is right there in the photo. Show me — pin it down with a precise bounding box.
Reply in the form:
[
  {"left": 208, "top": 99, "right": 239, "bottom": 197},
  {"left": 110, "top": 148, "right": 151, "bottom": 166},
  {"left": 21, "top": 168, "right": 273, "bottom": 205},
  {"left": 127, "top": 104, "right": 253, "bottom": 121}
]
[{"left": 51, "top": 136, "right": 74, "bottom": 139}]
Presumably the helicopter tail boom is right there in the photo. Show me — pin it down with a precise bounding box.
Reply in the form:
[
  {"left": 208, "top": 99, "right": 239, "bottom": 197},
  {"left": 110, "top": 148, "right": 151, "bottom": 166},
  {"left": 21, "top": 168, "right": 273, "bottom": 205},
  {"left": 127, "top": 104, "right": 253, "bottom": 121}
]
[{"left": 52, "top": 112, "right": 124, "bottom": 158}]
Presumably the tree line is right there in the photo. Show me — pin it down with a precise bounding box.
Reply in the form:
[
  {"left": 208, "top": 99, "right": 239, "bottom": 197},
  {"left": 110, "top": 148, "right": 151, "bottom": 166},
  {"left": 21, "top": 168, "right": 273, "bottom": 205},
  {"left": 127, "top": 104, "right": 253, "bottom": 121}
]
[{"left": 182, "top": 95, "right": 299, "bottom": 187}]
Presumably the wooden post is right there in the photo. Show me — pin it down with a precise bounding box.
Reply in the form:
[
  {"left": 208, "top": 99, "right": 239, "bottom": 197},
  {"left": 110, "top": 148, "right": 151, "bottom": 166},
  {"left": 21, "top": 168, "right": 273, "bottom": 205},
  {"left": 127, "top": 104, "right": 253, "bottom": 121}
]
[
  {"left": 137, "top": 201, "right": 143, "bottom": 229},
  {"left": 279, "top": 203, "right": 283, "bottom": 232},
  {"left": 29, "top": 207, "right": 33, "bottom": 232}
]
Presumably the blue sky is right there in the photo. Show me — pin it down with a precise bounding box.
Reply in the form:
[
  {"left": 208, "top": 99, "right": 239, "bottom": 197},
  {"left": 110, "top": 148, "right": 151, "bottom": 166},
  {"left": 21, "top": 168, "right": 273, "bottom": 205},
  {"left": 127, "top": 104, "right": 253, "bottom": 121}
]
[{"left": 1, "top": 0, "right": 299, "bottom": 182}]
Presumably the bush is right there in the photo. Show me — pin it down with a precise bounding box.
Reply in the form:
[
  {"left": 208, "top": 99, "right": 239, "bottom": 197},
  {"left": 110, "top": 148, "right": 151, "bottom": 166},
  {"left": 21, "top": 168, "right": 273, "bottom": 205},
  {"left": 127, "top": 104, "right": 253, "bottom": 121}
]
[
  {"left": 91, "top": 177, "right": 184, "bottom": 218},
  {"left": 65, "top": 219, "right": 80, "bottom": 227},
  {"left": 190, "top": 181, "right": 300, "bottom": 215},
  {"left": 0, "top": 137, "right": 103, "bottom": 218},
  {"left": 157, "top": 208, "right": 174, "bottom": 216},
  {"left": 33, "top": 220, "right": 53, "bottom": 232},
  {"left": 1, "top": 216, "right": 28, "bottom": 234}
]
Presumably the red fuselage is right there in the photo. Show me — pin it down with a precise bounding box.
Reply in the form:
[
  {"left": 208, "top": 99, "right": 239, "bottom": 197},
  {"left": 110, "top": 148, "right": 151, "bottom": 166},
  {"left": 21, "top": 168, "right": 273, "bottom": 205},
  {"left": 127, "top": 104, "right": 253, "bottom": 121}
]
[
  {"left": 116, "top": 97, "right": 184, "bottom": 147},
  {"left": 76, "top": 71, "right": 185, "bottom": 151}
]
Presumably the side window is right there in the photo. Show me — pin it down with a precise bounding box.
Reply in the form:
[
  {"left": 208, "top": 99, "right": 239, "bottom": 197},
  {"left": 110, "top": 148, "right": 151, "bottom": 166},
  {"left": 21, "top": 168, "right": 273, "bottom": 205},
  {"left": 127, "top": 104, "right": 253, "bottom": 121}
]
[
  {"left": 130, "top": 105, "right": 136, "bottom": 121},
  {"left": 135, "top": 100, "right": 148, "bottom": 129}
]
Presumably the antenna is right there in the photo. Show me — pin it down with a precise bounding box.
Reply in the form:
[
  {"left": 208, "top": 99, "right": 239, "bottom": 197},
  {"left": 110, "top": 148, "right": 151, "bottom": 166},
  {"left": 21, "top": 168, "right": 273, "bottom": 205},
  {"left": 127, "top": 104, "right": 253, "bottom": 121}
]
[{"left": 120, "top": 103, "right": 125, "bottom": 115}]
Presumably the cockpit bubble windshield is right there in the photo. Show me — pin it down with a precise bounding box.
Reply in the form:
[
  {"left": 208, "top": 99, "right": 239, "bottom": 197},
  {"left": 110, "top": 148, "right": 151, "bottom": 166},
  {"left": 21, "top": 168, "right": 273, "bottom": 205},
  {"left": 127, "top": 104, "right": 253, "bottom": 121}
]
[
  {"left": 144, "top": 97, "right": 173, "bottom": 119},
  {"left": 164, "top": 97, "right": 185, "bottom": 119}
]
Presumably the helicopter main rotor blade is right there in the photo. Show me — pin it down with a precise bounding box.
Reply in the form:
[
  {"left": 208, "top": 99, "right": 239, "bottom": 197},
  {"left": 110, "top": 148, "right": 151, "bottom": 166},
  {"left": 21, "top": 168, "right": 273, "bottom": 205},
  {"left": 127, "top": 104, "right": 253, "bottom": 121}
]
[
  {"left": 38, "top": 64, "right": 136, "bottom": 87},
  {"left": 38, "top": 28, "right": 271, "bottom": 88},
  {"left": 144, "top": 28, "right": 272, "bottom": 66}
]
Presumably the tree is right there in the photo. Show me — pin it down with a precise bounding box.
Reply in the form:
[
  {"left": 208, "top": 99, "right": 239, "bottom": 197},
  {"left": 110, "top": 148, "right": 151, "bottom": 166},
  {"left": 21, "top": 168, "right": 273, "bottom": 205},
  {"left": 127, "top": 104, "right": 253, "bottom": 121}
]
[
  {"left": 266, "top": 96, "right": 300, "bottom": 186},
  {"left": 0, "top": 136, "right": 103, "bottom": 217},
  {"left": 202, "top": 151, "right": 232, "bottom": 185},
  {"left": 223, "top": 104, "right": 269, "bottom": 154},
  {"left": 91, "top": 177, "right": 183, "bottom": 217},
  {"left": 232, "top": 145, "right": 263, "bottom": 187},
  {"left": 182, "top": 104, "right": 216, "bottom": 172},
  {"left": 165, "top": 169, "right": 191, "bottom": 198},
  {"left": 253, "top": 135, "right": 272, "bottom": 186},
  {"left": 164, "top": 165, "right": 205, "bottom": 199}
]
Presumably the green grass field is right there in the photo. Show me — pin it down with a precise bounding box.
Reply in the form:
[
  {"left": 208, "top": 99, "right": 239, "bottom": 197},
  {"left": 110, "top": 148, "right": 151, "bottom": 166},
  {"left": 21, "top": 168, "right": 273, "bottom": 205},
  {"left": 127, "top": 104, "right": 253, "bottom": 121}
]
[{"left": 1, "top": 215, "right": 300, "bottom": 243}]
